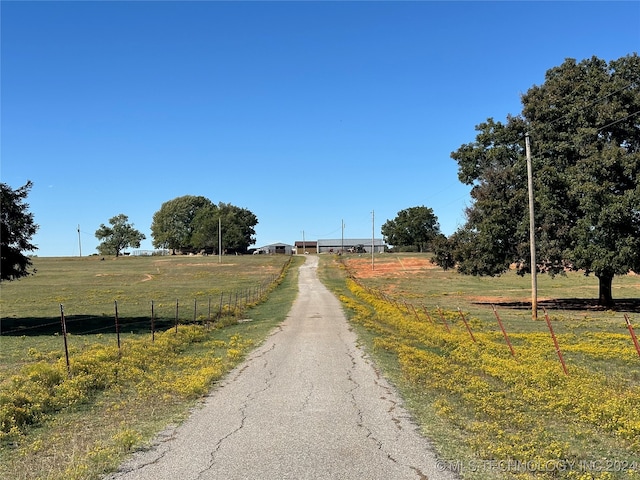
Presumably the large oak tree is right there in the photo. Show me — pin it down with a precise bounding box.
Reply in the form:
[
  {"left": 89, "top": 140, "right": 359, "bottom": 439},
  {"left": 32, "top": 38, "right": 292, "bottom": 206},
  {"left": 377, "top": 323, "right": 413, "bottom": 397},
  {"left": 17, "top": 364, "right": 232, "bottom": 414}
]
[
  {"left": 151, "top": 196, "right": 257, "bottom": 254},
  {"left": 434, "top": 54, "right": 640, "bottom": 306},
  {"left": 150, "top": 195, "right": 213, "bottom": 254},
  {"left": 191, "top": 202, "right": 258, "bottom": 254}
]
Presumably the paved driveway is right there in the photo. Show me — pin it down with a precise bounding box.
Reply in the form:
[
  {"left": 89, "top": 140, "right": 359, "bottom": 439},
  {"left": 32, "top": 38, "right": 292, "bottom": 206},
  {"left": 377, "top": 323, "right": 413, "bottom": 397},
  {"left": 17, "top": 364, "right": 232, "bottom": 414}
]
[{"left": 106, "top": 255, "right": 457, "bottom": 480}]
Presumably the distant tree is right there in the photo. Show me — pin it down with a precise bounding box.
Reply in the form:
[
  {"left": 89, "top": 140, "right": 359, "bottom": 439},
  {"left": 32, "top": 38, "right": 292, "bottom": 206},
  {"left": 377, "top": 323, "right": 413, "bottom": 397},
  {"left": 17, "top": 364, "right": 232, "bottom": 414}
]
[
  {"left": 434, "top": 54, "right": 640, "bottom": 306},
  {"left": 189, "top": 204, "right": 219, "bottom": 252},
  {"left": 150, "top": 195, "right": 213, "bottom": 254},
  {"left": 430, "top": 233, "right": 455, "bottom": 270},
  {"left": 151, "top": 196, "right": 258, "bottom": 254},
  {"left": 218, "top": 203, "right": 258, "bottom": 253},
  {"left": 381, "top": 206, "right": 441, "bottom": 252},
  {"left": 191, "top": 202, "right": 258, "bottom": 253},
  {"left": 95, "top": 214, "right": 145, "bottom": 257},
  {"left": 1, "top": 181, "right": 39, "bottom": 281}
]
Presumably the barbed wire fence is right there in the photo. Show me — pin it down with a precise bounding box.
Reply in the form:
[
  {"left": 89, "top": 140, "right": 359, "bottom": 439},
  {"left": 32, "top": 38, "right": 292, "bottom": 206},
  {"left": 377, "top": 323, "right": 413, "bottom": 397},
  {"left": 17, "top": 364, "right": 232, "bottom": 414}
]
[
  {"left": 1, "top": 258, "right": 293, "bottom": 375},
  {"left": 339, "top": 259, "right": 640, "bottom": 375}
]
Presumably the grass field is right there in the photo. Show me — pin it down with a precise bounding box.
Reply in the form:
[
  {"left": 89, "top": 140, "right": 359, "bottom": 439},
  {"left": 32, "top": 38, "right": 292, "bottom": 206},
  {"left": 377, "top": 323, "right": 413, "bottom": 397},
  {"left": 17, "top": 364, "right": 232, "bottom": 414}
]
[
  {"left": 319, "top": 253, "right": 640, "bottom": 480},
  {"left": 1, "top": 254, "right": 290, "bottom": 322},
  {"left": 342, "top": 253, "right": 639, "bottom": 321},
  {"left": 0, "top": 254, "right": 301, "bottom": 480}
]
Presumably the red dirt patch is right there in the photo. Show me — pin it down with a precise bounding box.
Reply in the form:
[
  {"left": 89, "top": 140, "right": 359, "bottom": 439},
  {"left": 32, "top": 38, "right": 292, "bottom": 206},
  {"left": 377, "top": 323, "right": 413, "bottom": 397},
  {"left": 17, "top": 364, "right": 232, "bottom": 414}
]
[{"left": 345, "top": 256, "right": 437, "bottom": 278}]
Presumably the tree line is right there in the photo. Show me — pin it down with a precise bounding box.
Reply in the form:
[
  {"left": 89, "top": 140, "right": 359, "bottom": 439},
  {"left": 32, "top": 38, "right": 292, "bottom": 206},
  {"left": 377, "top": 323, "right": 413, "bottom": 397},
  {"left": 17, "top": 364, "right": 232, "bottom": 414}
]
[
  {"left": 0, "top": 187, "right": 258, "bottom": 281},
  {"left": 94, "top": 195, "right": 258, "bottom": 257},
  {"left": 3, "top": 54, "right": 638, "bottom": 307}
]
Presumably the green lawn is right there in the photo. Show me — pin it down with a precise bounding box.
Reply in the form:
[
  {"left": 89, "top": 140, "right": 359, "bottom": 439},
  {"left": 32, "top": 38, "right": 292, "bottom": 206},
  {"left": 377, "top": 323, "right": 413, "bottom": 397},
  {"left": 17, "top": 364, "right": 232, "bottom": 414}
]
[{"left": 1, "top": 254, "right": 290, "bottom": 321}]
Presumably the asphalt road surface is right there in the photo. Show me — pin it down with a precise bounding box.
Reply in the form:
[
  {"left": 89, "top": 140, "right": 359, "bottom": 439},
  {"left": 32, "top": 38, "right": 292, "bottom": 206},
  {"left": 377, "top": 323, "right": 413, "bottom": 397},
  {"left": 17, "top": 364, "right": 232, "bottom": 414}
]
[{"left": 106, "top": 255, "right": 457, "bottom": 480}]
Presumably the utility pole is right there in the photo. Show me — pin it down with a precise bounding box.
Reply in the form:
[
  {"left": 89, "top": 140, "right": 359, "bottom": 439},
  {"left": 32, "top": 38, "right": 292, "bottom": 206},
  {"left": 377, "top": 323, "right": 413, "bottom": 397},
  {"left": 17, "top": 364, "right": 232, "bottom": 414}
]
[
  {"left": 371, "top": 210, "right": 375, "bottom": 270},
  {"left": 525, "top": 133, "right": 538, "bottom": 320},
  {"left": 218, "top": 216, "right": 222, "bottom": 264},
  {"left": 341, "top": 219, "right": 344, "bottom": 254},
  {"left": 77, "top": 225, "right": 82, "bottom": 257}
]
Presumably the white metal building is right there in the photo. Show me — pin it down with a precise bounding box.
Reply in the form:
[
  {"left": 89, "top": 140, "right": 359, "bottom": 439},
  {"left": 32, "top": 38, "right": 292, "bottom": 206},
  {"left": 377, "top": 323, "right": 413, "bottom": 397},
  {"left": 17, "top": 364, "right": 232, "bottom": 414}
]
[
  {"left": 256, "top": 243, "right": 294, "bottom": 255},
  {"left": 316, "top": 238, "right": 386, "bottom": 254}
]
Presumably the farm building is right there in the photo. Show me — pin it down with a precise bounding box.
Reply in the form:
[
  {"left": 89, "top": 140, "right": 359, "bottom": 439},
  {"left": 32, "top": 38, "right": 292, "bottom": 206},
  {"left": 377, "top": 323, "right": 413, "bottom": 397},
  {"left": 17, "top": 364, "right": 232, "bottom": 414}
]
[
  {"left": 255, "top": 243, "right": 294, "bottom": 255},
  {"left": 316, "top": 238, "right": 386, "bottom": 254},
  {"left": 294, "top": 241, "right": 318, "bottom": 254}
]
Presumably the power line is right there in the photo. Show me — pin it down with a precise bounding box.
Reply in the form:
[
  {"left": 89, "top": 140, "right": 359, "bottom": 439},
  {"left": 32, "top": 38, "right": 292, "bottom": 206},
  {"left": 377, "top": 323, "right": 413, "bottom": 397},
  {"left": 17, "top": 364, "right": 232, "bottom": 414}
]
[
  {"left": 522, "top": 82, "right": 636, "bottom": 141},
  {"left": 542, "top": 82, "right": 635, "bottom": 129},
  {"left": 596, "top": 110, "right": 640, "bottom": 131},
  {"left": 525, "top": 108, "right": 639, "bottom": 157}
]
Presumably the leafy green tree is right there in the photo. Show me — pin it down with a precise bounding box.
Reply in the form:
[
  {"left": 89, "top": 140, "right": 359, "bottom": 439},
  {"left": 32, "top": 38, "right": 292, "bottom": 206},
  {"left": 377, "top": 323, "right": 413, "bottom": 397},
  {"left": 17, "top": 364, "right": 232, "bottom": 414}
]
[
  {"left": 1, "top": 181, "right": 39, "bottom": 281},
  {"left": 150, "top": 196, "right": 213, "bottom": 253},
  {"left": 95, "top": 214, "right": 145, "bottom": 257},
  {"left": 436, "top": 54, "right": 640, "bottom": 306},
  {"left": 219, "top": 203, "right": 258, "bottom": 253},
  {"left": 189, "top": 204, "right": 219, "bottom": 252},
  {"left": 430, "top": 233, "right": 455, "bottom": 270},
  {"left": 151, "top": 196, "right": 258, "bottom": 254},
  {"left": 191, "top": 202, "right": 258, "bottom": 253},
  {"left": 381, "top": 206, "right": 441, "bottom": 252}
]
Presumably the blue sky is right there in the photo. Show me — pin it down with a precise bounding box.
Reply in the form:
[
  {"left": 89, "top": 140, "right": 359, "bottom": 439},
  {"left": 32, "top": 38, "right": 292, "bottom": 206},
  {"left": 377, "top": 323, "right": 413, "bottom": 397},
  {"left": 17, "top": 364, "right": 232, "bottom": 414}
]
[{"left": 2, "top": 1, "right": 638, "bottom": 256}]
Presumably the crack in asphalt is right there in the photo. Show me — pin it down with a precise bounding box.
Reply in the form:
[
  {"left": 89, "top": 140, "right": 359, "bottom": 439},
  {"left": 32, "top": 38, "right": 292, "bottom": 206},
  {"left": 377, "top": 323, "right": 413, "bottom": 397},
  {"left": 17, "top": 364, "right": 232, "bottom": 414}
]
[
  {"left": 104, "top": 423, "right": 180, "bottom": 478},
  {"left": 196, "top": 343, "right": 278, "bottom": 479},
  {"left": 300, "top": 377, "right": 315, "bottom": 412},
  {"left": 195, "top": 398, "right": 249, "bottom": 480},
  {"left": 345, "top": 341, "right": 433, "bottom": 479},
  {"left": 344, "top": 346, "right": 384, "bottom": 450},
  {"left": 410, "top": 465, "right": 431, "bottom": 480},
  {"left": 116, "top": 426, "right": 179, "bottom": 475}
]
